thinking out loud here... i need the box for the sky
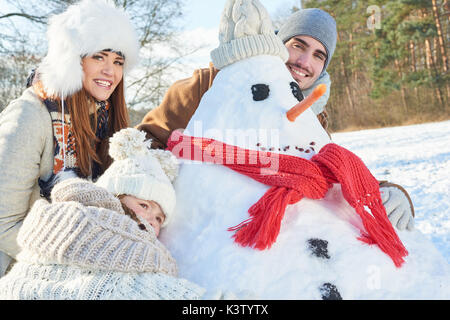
[183,0,301,29]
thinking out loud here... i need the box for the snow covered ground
[332,120,450,264]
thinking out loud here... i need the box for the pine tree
[300,0,449,131]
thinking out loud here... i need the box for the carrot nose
[286,84,327,122]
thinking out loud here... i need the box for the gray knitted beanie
[276,8,337,73]
[211,0,288,70]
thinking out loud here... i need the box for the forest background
[0,0,449,132]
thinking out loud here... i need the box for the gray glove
[380,186,414,231]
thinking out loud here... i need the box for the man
[138,8,336,149]
[278,8,336,120]
[137,8,414,231]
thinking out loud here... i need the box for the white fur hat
[38,0,140,98]
[95,128,179,227]
[210,0,288,69]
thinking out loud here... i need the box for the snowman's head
[197,0,331,159]
[199,54,331,160]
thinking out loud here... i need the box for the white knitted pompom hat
[95,128,179,227]
[210,0,288,70]
[38,0,140,99]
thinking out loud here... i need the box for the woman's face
[81,50,124,101]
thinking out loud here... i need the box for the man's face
[284,35,327,90]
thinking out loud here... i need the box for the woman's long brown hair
[65,79,129,177]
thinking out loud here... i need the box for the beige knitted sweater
[0,87,54,264]
[0,178,205,300]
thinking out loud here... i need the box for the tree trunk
[409,41,420,108]
[425,37,444,107]
[394,59,408,112]
[432,0,448,72]
[424,36,433,71]
[349,33,357,84]
[418,39,425,70]
[423,9,445,108]
[341,56,355,111]
[404,43,409,71]
[433,37,438,67]
[336,31,356,112]
[410,40,417,72]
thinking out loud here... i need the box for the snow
[332,120,450,265]
[159,52,450,299]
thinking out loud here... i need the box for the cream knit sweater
[0,179,205,300]
[0,87,54,265]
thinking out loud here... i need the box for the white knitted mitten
[380,186,414,231]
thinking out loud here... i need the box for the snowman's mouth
[255,141,317,155]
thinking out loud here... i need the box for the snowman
[160,0,450,299]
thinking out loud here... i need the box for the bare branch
[0,12,46,23]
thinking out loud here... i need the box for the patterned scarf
[33,81,110,199]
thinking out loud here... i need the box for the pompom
[150,149,179,182]
[109,128,151,161]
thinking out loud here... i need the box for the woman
[0,0,140,276]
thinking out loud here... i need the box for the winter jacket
[137,63,332,149]
[0,178,205,300]
[0,87,54,267]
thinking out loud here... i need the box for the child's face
[120,195,165,237]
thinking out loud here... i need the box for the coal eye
[251,84,270,101]
[290,82,304,102]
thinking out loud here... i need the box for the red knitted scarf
[167,130,408,268]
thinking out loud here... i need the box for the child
[0,128,208,299]
[95,127,180,240]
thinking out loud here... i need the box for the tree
[299,0,449,131]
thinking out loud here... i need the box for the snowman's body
[160,55,450,299]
